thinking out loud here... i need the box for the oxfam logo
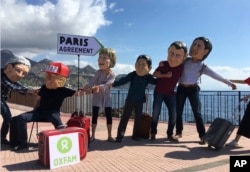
[57,137,73,153]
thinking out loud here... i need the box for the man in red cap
[12,62,79,151]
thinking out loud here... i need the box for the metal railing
[109,89,249,125]
[8,90,250,126]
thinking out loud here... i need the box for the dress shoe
[174,134,182,139]
[12,144,28,152]
[150,134,156,141]
[115,137,123,143]
[199,138,206,145]
[167,136,179,142]
[132,136,140,141]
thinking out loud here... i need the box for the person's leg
[15,111,34,150]
[165,94,177,139]
[188,86,206,144]
[1,101,12,144]
[132,102,143,141]
[91,106,99,140]
[236,101,250,138]
[48,111,63,128]
[116,101,134,142]
[228,101,250,146]
[234,135,242,142]
[150,92,164,140]
[105,107,115,142]
[227,134,242,146]
[175,86,187,137]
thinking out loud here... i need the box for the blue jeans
[1,101,12,139]
[176,85,205,138]
[151,92,176,137]
[16,109,63,145]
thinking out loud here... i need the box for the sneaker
[1,138,9,145]
[226,140,239,147]
[132,136,140,141]
[167,136,179,142]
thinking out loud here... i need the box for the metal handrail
[8,90,250,125]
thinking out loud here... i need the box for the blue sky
[1,0,250,90]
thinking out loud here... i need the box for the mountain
[1,49,150,89]
[1,49,37,68]
[1,49,97,88]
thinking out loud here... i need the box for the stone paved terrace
[1,103,249,172]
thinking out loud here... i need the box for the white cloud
[109,2,116,9]
[113,63,134,75]
[1,0,249,91]
[1,0,110,54]
[108,2,123,13]
[199,66,250,91]
[113,8,124,13]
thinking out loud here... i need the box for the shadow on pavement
[88,136,168,151]
[164,144,250,160]
[3,160,46,171]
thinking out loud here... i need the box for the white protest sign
[49,133,80,169]
[57,33,103,56]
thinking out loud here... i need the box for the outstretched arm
[230,80,246,84]
[203,66,237,90]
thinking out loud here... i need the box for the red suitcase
[67,111,91,143]
[38,127,88,168]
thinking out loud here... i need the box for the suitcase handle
[71,111,84,117]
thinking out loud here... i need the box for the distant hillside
[1,49,97,88]
[1,49,153,90]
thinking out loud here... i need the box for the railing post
[238,91,241,125]
[118,90,120,116]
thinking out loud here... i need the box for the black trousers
[116,100,143,139]
[237,101,250,138]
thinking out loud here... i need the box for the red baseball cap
[43,62,69,77]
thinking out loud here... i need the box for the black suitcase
[9,116,20,147]
[203,118,235,150]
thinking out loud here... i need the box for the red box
[38,127,88,168]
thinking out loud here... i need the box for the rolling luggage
[9,116,20,147]
[138,89,151,139]
[38,127,88,168]
[67,111,91,143]
[203,117,235,150]
[138,113,152,138]
[67,90,91,143]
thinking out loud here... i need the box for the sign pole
[77,54,80,115]
[57,33,104,116]
[77,54,80,90]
